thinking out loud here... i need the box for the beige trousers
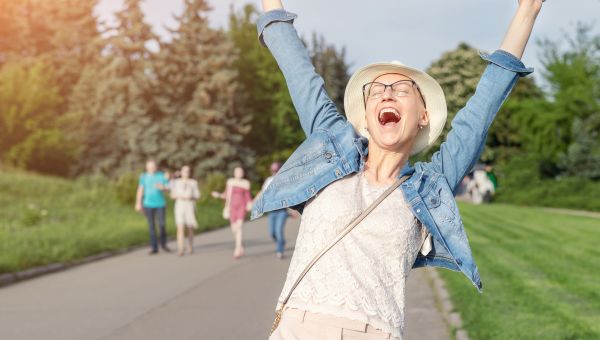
[269,308,397,340]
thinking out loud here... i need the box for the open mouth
[378,107,401,126]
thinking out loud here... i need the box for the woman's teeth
[378,108,400,125]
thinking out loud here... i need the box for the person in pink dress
[212,167,253,259]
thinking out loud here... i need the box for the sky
[96,0,600,78]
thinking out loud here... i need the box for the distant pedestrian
[468,169,495,204]
[212,167,253,259]
[170,165,200,256]
[485,164,498,192]
[135,159,171,254]
[257,162,289,259]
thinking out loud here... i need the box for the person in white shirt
[170,165,200,256]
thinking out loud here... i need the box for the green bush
[6,129,76,177]
[199,172,226,203]
[112,172,139,206]
[494,154,600,211]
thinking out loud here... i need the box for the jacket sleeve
[257,10,345,136]
[428,50,533,192]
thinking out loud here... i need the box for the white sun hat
[343,61,448,155]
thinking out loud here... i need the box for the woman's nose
[381,87,395,100]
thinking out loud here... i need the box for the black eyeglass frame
[361,80,427,109]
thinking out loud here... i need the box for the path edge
[0,224,229,289]
[423,267,470,340]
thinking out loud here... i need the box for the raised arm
[259,0,344,136]
[429,0,542,191]
[499,0,543,59]
[262,0,283,11]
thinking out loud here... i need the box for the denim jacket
[252,10,533,292]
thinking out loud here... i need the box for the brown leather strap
[280,175,411,306]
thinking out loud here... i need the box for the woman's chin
[370,135,406,151]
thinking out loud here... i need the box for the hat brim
[343,62,447,155]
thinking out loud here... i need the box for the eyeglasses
[362,80,426,108]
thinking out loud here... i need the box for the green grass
[0,171,225,274]
[439,202,600,339]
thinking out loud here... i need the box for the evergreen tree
[152,0,251,178]
[46,0,102,98]
[228,4,300,160]
[228,4,351,179]
[70,0,158,175]
[309,33,350,113]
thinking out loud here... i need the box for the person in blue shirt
[135,159,171,254]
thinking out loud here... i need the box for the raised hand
[518,0,544,12]
[499,0,545,59]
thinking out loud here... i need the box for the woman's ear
[420,109,430,127]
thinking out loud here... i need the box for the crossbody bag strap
[279,174,410,307]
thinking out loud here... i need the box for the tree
[540,24,600,179]
[45,0,102,98]
[309,33,350,113]
[228,4,351,179]
[228,4,301,160]
[0,61,74,175]
[69,0,158,175]
[151,0,251,178]
[423,43,544,164]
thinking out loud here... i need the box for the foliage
[440,203,600,339]
[493,154,600,211]
[228,4,350,182]
[0,61,75,176]
[151,0,252,180]
[510,24,600,178]
[69,0,159,175]
[309,32,351,113]
[199,171,227,204]
[6,129,76,177]
[228,4,303,160]
[113,172,139,206]
[0,0,101,101]
[559,114,600,179]
[421,43,544,164]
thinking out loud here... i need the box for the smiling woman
[254,1,544,339]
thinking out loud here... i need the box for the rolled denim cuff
[257,9,298,47]
[479,50,534,76]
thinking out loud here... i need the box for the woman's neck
[364,144,409,186]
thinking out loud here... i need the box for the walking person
[212,167,253,259]
[135,159,171,254]
[253,0,544,338]
[258,162,289,259]
[170,165,200,256]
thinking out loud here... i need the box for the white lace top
[277,172,427,339]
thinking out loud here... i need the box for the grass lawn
[439,203,600,339]
[0,171,225,274]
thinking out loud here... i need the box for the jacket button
[335,169,341,177]
[416,209,421,213]
[456,258,463,265]
[324,152,332,159]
